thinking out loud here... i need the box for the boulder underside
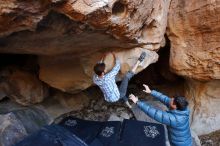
[0,0,220,136]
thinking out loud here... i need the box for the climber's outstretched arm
[105,52,121,78]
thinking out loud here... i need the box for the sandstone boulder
[185,79,220,136]
[39,55,91,93]
[167,0,220,81]
[54,91,90,111]
[0,0,169,95]
[2,0,220,137]
[0,68,48,105]
[0,0,170,55]
[167,0,220,135]
[39,47,158,93]
[0,0,59,37]
[0,103,51,146]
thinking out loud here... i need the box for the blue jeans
[119,71,135,102]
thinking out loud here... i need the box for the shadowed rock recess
[0,0,219,139]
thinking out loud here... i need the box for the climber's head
[170,96,189,111]
[94,62,106,77]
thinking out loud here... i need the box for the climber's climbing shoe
[138,52,147,62]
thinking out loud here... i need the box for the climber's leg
[131,52,147,73]
[119,52,147,108]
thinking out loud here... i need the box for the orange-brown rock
[167,0,220,135]
[0,0,53,37]
[167,0,220,81]
[39,47,158,93]
[0,0,170,93]
[0,0,220,136]
[0,0,170,55]
[0,68,48,105]
[185,79,220,135]
[39,55,92,93]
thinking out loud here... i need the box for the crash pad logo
[143,126,160,138]
[64,119,77,127]
[101,127,114,137]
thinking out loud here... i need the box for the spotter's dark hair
[174,96,189,111]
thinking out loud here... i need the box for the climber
[129,84,192,146]
[93,52,146,108]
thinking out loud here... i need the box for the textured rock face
[34,90,90,120]
[39,55,91,93]
[186,79,220,136]
[53,91,90,111]
[0,0,169,93]
[167,0,220,135]
[0,0,170,54]
[0,106,51,146]
[167,0,220,81]
[39,47,158,93]
[0,0,51,37]
[0,0,220,137]
[0,68,48,105]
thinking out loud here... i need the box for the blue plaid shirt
[93,59,121,102]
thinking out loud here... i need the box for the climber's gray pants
[119,71,135,102]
